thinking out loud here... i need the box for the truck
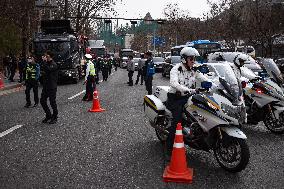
[87,39,106,58]
[33,20,81,83]
[119,48,134,68]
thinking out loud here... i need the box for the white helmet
[180,47,200,63]
[85,54,92,59]
[234,54,248,67]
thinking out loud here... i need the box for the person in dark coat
[143,51,155,95]
[9,54,17,82]
[18,55,27,83]
[101,57,109,81]
[40,51,59,124]
[24,56,40,107]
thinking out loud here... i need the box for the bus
[171,40,222,63]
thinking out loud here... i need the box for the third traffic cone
[0,72,4,89]
[88,90,105,112]
[163,123,193,183]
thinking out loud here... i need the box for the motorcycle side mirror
[201,81,212,90]
[198,65,210,74]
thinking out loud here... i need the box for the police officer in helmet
[82,54,96,101]
[166,47,200,159]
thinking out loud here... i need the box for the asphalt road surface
[0,68,283,189]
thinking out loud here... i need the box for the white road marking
[68,90,86,100]
[99,80,103,83]
[0,125,23,138]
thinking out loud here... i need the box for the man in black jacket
[40,51,59,124]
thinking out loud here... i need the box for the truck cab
[33,20,81,83]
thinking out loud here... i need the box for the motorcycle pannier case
[144,95,165,123]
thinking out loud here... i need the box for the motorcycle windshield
[211,64,241,104]
[261,58,284,84]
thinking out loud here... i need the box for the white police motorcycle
[144,66,250,173]
[241,59,284,134]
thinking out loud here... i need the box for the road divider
[0,125,23,138]
[68,90,86,100]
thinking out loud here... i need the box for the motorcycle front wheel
[263,111,284,134]
[214,136,250,173]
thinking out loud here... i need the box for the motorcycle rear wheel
[263,112,284,134]
[214,136,250,173]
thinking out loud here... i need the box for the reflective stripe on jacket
[26,63,40,80]
[85,61,96,80]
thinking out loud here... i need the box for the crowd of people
[1,49,158,124]
[126,51,155,95]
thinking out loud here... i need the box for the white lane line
[68,90,86,100]
[0,125,23,138]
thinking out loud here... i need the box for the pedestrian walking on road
[24,56,40,108]
[135,54,145,85]
[3,55,10,79]
[93,56,100,84]
[8,54,17,82]
[40,51,59,124]
[18,55,27,83]
[107,55,113,75]
[143,51,155,94]
[127,55,135,86]
[113,57,118,71]
[101,57,109,81]
[82,54,96,101]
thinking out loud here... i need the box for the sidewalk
[0,72,24,91]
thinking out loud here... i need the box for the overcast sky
[114,0,211,20]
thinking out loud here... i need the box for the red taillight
[241,81,247,88]
[256,88,263,94]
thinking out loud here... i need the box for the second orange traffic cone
[163,123,193,183]
[88,90,105,112]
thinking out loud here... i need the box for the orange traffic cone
[88,90,105,112]
[0,72,5,89]
[163,123,193,183]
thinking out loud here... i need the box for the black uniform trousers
[25,80,39,105]
[166,93,188,151]
[102,68,108,81]
[128,71,134,86]
[40,88,58,119]
[145,76,153,95]
[83,75,96,100]
[135,69,144,84]
[108,64,112,75]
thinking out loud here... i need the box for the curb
[0,83,24,91]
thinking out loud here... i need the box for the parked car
[275,58,284,73]
[153,57,166,72]
[207,52,263,75]
[162,56,181,77]
[120,57,128,68]
[133,58,141,70]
